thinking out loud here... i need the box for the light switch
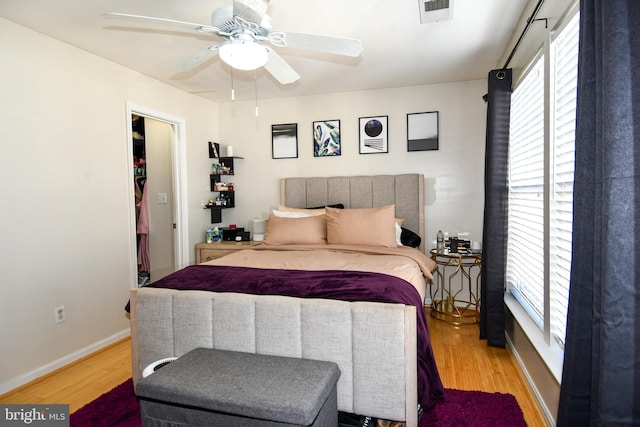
[157,193,168,204]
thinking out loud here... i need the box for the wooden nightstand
[195,241,260,263]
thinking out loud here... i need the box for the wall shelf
[205,149,243,223]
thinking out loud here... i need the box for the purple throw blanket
[132,265,445,411]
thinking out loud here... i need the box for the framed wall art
[313,119,341,157]
[208,141,220,158]
[359,115,388,154]
[271,123,298,159]
[407,111,439,151]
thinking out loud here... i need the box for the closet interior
[133,115,150,286]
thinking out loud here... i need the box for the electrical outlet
[55,305,66,324]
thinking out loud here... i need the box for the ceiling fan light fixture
[219,39,269,71]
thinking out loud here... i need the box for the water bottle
[436,230,444,252]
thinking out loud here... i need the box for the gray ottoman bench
[135,348,341,427]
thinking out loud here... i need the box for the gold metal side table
[429,249,482,325]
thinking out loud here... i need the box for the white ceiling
[0,0,528,103]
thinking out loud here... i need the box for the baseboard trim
[506,333,556,426]
[0,329,130,396]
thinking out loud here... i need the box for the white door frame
[125,102,189,288]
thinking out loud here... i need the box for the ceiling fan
[105,0,363,85]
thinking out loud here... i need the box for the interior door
[144,118,175,282]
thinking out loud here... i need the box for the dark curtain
[557,1,640,425]
[480,69,512,348]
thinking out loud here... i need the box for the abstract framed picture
[271,123,298,159]
[359,116,388,154]
[407,111,439,151]
[313,119,341,157]
[208,141,220,158]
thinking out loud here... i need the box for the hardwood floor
[0,338,132,414]
[0,312,546,426]
[425,309,546,426]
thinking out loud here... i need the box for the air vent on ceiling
[419,0,453,24]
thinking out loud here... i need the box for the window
[507,56,545,329]
[549,12,579,347]
[507,11,579,362]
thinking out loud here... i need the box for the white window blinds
[507,57,545,328]
[507,12,579,348]
[549,13,579,347]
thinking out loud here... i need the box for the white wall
[214,80,488,249]
[0,18,217,392]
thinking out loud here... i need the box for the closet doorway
[127,103,189,288]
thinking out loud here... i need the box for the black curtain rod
[502,0,545,70]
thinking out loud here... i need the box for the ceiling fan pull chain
[254,70,259,116]
[230,67,235,101]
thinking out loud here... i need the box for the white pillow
[395,222,404,246]
[271,209,315,218]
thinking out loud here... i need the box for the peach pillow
[325,205,397,247]
[262,214,327,245]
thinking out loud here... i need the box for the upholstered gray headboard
[280,174,425,251]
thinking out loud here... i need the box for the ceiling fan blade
[280,32,363,57]
[104,12,221,34]
[232,0,270,24]
[263,49,300,85]
[171,44,221,74]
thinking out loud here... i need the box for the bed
[129,174,444,426]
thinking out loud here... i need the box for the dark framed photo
[313,120,341,157]
[407,111,439,151]
[359,116,388,154]
[271,123,298,159]
[208,141,220,158]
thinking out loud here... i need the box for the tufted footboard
[129,287,418,426]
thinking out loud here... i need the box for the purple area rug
[71,379,140,427]
[421,389,526,427]
[71,379,526,427]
